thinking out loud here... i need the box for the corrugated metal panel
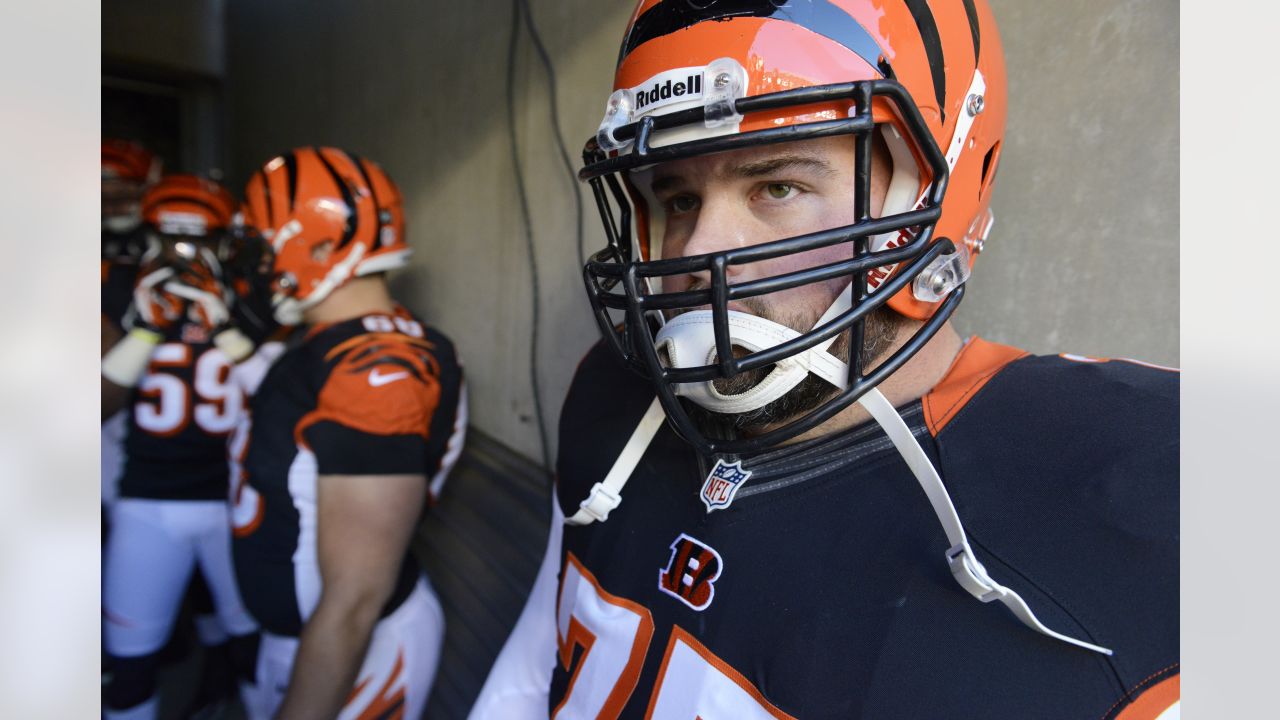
[414,428,551,719]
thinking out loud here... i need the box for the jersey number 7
[555,552,795,719]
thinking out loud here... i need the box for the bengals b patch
[658,533,723,611]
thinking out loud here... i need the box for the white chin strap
[653,285,854,414]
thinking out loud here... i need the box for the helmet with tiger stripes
[579,0,1007,454]
[102,138,162,235]
[102,138,161,185]
[242,147,401,325]
[141,174,236,238]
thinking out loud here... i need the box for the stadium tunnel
[102,0,1177,717]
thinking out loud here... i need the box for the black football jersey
[118,318,242,502]
[551,337,1178,719]
[109,254,284,501]
[231,310,465,637]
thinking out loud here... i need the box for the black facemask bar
[579,79,963,456]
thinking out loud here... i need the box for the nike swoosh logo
[368,368,411,387]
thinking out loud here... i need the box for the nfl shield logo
[699,459,752,513]
[181,323,210,344]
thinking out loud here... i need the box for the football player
[102,139,160,505]
[472,1,1178,718]
[231,147,466,720]
[100,174,261,720]
[102,138,160,264]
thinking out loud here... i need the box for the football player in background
[102,139,160,505]
[472,1,1178,718]
[100,174,262,720]
[231,147,466,719]
[101,138,160,265]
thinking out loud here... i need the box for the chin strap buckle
[945,541,1114,655]
[946,542,1005,603]
[576,482,623,524]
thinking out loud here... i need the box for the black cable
[507,0,553,470]
[519,0,586,269]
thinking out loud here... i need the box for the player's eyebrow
[729,154,835,179]
[648,154,835,196]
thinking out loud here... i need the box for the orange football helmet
[102,139,160,185]
[242,147,383,325]
[102,138,162,235]
[579,0,1007,453]
[141,174,236,238]
[134,175,238,333]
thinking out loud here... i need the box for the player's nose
[678,197,750,287]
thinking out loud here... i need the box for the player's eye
[765,182,796,200]
[667,194,700,215]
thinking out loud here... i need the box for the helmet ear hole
[979,141,1001,201]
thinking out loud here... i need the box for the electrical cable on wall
[519,0,587,269]
[507,0,553,470]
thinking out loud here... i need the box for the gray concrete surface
[961,0,1178,365]
[224,0,1178,464]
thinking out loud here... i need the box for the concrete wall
[225,0,1178,464]
[959,0,1178,365]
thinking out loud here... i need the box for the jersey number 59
[135,343,242,436]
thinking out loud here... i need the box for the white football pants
[103,498,258,657]
[101,412,127,507]
[250,576,445,720]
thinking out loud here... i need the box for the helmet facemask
[581,78,964,456]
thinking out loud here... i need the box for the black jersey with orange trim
[119,317,241,501]
[110,257,284,501]
[551,337,1178,719]
[231,310,464,637]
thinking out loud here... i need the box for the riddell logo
[635,73,703,111]
[658,533,723,612]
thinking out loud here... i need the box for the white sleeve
[467,495,564,720]
[228,340,285,396]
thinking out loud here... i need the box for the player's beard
[670,288,905,441]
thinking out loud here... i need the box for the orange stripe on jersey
[294,332,442,446]
[346,676,371,706]
[323,332,435,362]
[1111,669,1179,720]
[922,336,1027,436]
[643,625,797,720]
